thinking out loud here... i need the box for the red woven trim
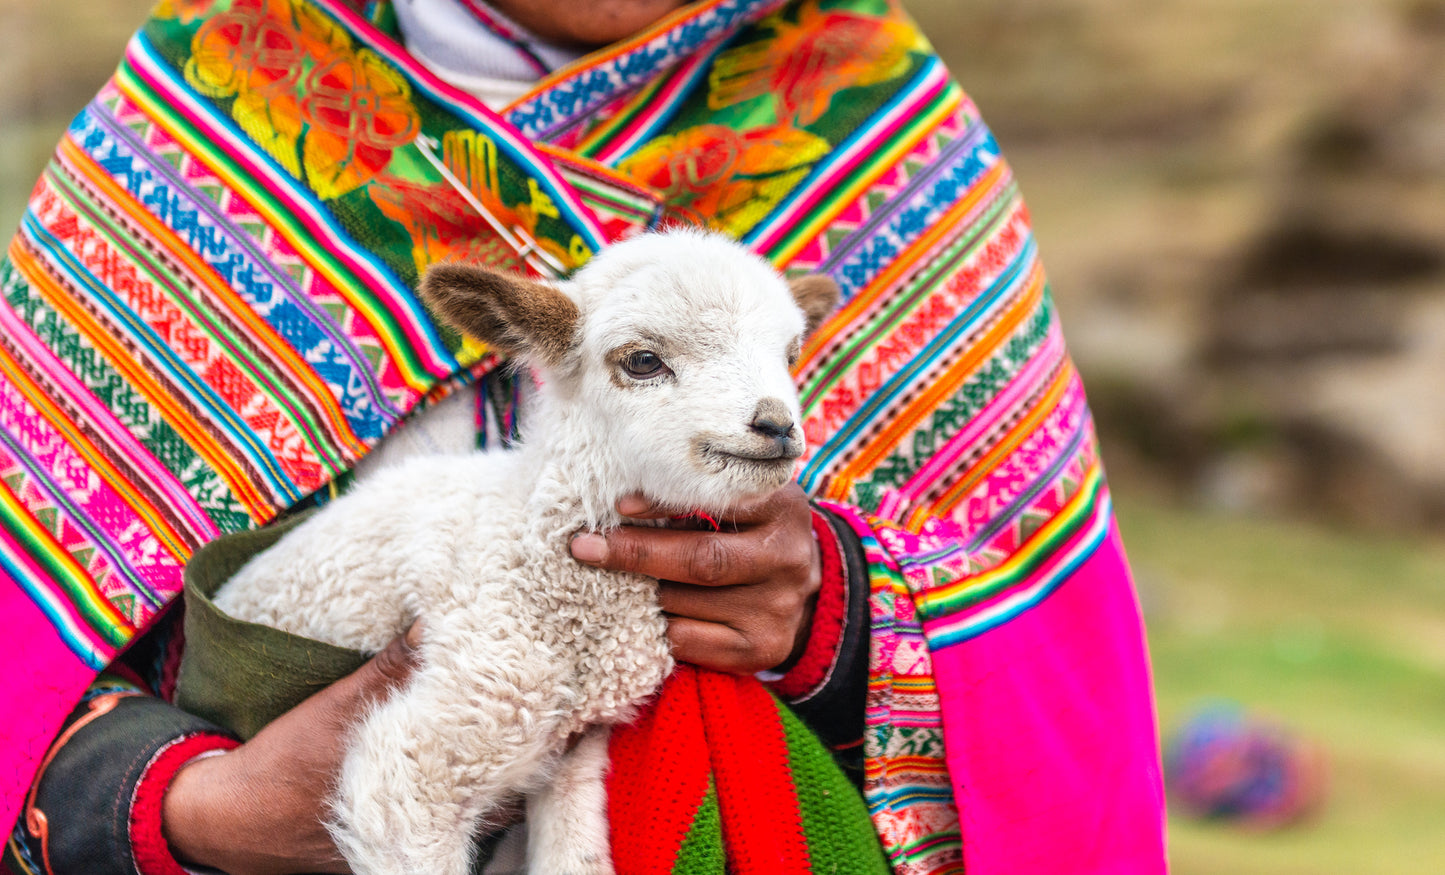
[129,734,240,875]
[767,509,847,700]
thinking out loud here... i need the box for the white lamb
[209,229,840,875]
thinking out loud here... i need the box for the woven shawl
[0,0,1166,871]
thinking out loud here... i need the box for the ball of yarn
[1164,703,1327,827]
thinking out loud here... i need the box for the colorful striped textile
[608,665,890,874]
[0,0,1166,870]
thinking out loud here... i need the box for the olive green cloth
[176,510,370,740]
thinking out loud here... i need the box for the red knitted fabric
[610,667,815,874]
[129,733,239,875]
[609,668,715,872]
[699,671,810,873]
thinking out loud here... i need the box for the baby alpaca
[210,229,840,875]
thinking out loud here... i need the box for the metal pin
[412,134,567,278]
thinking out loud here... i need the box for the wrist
[765,508,846,697]
[159,744,241,872]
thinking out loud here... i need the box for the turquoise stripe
[0,544,108,669]
[927,495,1111,650]
[128,34,455,380]
[742,56,948,249]
[20,210,302,505]
[0,404,162,607]
[306,0,609,252]
[798,237,1039,491]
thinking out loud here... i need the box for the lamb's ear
[420,262,579,366]
[787,274,842,336]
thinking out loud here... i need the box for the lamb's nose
[749,398,795,441]
[751,416,793,440]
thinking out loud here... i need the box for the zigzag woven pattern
[0,0,1164,869]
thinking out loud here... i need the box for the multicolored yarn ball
[1164,703,1328,828]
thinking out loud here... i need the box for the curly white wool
[211,229,838,875]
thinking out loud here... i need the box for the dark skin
[486,0,692,48]
[162,485,821,874]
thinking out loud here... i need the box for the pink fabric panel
[0,583,100,831]
[931,526,1167,873]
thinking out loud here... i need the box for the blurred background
[2,0,1443,870]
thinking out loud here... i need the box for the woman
[1,1,1167,872]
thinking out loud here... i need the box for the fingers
[578,484,822,674]
[365,620,424,693]
[665,617,764,674]
[574,526,774,585]
[660,579,815,674]
[299,623,423,737]
[658,579,810,628]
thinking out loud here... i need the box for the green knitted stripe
[671,777,725,875]
[777,701,892,874]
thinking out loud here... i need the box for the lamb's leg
[526,727,614,875]
[329,650,564,875]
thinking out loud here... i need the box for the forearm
[5,672,236,875]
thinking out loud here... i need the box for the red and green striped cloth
[609,665,889,875]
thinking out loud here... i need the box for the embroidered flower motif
[183,0,418,199]
[619,124,830,235]
[301,48,419,199]
[155,0,222,25]
[708,0,920,127]
[371,131,573,287]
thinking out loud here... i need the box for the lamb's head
[420,229,840,515]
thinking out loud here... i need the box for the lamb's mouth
[700,443,801,469]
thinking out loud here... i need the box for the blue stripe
[742,56,949,253]
[826,131,1000,301]
[304,1,610,251]
[0,408,161,608]
[78,102,399,437]
[964,382,1087,553]
[21,210,302,505]
[0,548,107,669]
[927,495,1110,649]
[129,33,456,376]
[597,43,725,163]
[817,120,994,279]
[798,236,1038,492]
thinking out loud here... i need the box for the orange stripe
[10,239,273,520]
[0,300,191,565]
[56,136,369,462]
[825,264,1045,500]
[865,757,952,775]
[770,85,964,271]
[0,435,132,634]
[798,161,1014,369]
[915,360,1075,527]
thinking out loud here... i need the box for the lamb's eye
[622,350,666,379]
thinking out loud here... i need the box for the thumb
[339,621,423,708]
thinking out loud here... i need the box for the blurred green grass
[1119,495,1445,874]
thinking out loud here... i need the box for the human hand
[569,484,822,674]
[161,624,423,875]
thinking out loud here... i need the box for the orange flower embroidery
[372,130,571,281]
[619,124,830,235]
[184,0,418,199]
[301,47,419,199]
[709,0,920,127]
